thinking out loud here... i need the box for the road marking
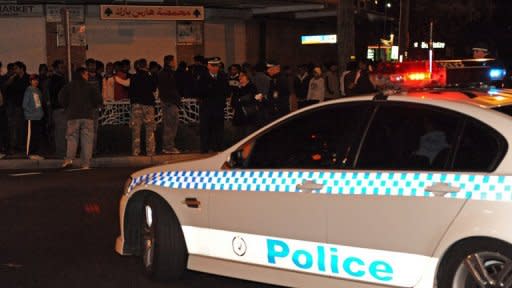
[8,172,42,177]
[65,168,92,172]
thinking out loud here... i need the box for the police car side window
[356,103,460,171]
[245,103,372,169]
[452,120,506,172]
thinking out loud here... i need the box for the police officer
[266,60,290,120]
[196,57,229,153]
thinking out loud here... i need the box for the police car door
[323,101,473,287]
[207,101,374,285]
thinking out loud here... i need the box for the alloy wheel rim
[452,251,512,288]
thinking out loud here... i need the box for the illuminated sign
[100,5,204,21]
[0,4,43,17]
[413,42,446,49]
[301,34,337,45]
[367,49,375,60]
[391,46,399,60]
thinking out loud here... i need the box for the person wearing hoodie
[23,74,45,160]
[158,55,181,154]
[59,67,103,169]
[129,59,157,156]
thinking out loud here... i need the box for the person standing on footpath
[129,59,157,156]
[307,67,326,104]
[158,55,181,154]
[59,67,102,169]
[266,60,290,120]
[0,62,8,158]
[86,58,102,154]
[48,60,67,157]
[114,61,130,101]
[23,74,44,160]
[196,57,229,153]
[4,61,30,154]
[102,62,115,103]
[325,63,340,100]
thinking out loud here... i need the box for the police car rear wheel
[437,239,512,288]
[141,195,188,281]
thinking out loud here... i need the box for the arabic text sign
[100,5,204,21]
[0,5,43,17]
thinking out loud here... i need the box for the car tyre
[437,238,512,288]
[141,195,187,281]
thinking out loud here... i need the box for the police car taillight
[406,72,431,81]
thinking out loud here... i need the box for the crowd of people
[0,55,377,166]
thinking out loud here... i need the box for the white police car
[116,89,512,288]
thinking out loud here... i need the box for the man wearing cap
[472,44,489,59]
[196,57,229,153]
[266,60,291,119]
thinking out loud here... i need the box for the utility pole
[337,0,355,71]
[398,0,410,60]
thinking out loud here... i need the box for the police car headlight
[123,177,133,195]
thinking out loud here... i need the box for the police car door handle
[425,182,461,197]
[296,180,324,193]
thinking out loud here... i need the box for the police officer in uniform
[266,60,291,120]
[196,57,229,153]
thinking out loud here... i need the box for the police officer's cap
[472,42,489,52]
[266,60,280,68]
[207,57,222,65]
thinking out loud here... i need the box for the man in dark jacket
[196,57,229,153]
[129,59,157,156]
[266,60,290,120]
[294,64,311,101]
[4,61,30,153]
[158,55,181,154]
[48,59,67,157]
[0,62,8,157]
[59,67,102,169]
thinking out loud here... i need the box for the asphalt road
[0,168,279,288]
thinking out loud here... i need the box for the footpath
[0,153,210,170]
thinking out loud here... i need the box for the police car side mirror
[228,150,244,168]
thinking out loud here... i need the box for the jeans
[162,102,179,151]
[52,109,67,158]
[66,119,94,167]
[92,108,99,154]
[130,104,156,156]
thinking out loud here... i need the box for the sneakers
[162,148,181,155]
[61,159,73,168]
[0,153,5,160]
[29,155,45,161]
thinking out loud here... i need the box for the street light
[384,2,391,40]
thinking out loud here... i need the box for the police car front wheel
[141,195,188,281]
[437,238,512,288]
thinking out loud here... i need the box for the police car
[116,88,512,288]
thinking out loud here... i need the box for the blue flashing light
[489,68,506,81]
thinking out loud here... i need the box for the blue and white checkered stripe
[129,170,512,201]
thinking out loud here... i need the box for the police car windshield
[493,105,512,117]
